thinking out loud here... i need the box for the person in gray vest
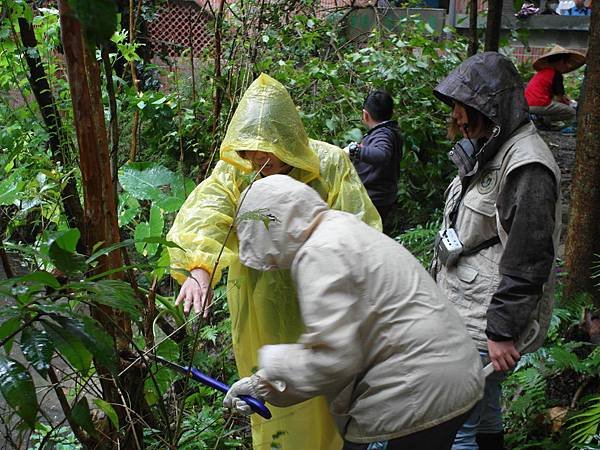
[430,52,561,450]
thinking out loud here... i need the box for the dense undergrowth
[0,0,598,448]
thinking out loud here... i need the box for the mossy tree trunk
[564,4,600,306]
[57,1,144,447]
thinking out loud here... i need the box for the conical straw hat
[533,45,586,72]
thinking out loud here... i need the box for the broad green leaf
[51,228,81,253]
[144,366,175,406]
[145,205,164,257]
[42,320,92,373]
[85,280,142,320]
[94,398,119,429]
[149,205,164,238]
[15,271,60,289]
[154,195,183,213]
[0,317,21,353]
[134,222,150,255]
[48,229,86,276]
[152,248,170,282]
[71,397,97,437]
[119,162,177,201]
[48,245,87,276]
[0,178,25,205]
[156,337,179,361]
[51,315,117,373]
[343,127,363,143]
[20,326,53,379]
[69,0,118,45]
[118,194,140,226]
[0,355,38,427]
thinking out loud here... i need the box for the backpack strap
[461,235,501,257]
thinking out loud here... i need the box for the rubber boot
[476,432,504,450]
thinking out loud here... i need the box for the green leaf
[156,337,179,361]
[20,326,54,379]
[144,205,165,257]
[85,280,142,320]
[0,355,38,427]
[51,315,117,373]
[134,221,150,255]
[118,194,140,226]
[16,271,60,289]
[69,0,118,45]
[41,319,92,373]
[71,397,97,437]
[141,237,184,250]
[94,398,119,429]
[152,248,170,282]
[144,366,175,406]
[86,239,134,264]
[0,178,25,205]
[51,228,81,253]
[48,229,87,276]
[119,162,177,201]
[0,317,21,352]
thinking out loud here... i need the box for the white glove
[223,376,261,416]
[342,145,350,154]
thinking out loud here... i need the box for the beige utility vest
[437,123,561,352]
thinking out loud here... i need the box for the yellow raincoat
[167,74,381,450]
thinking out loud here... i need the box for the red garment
[525,68,555,107]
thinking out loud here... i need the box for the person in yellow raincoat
[167,73,381,450]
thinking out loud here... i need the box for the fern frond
[569,396,600,445]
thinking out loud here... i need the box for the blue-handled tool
[151,355,272,419]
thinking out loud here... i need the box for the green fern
[236,208,281,230]
[395,220,440,267]
[569,396,600,445]
[591,254,600,286]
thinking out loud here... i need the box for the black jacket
[352,121,403,208]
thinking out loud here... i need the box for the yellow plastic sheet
[167,74,381,449]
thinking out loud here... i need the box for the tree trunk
[17,17,85,239]
[468,0,479,56]
[57,2,142,448]
[484,0,503,52]
[564,3,600,305]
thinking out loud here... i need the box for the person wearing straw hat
[525,45,586,129]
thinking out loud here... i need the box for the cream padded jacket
[236,175,484,444]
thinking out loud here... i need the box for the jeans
[451,354,506,450]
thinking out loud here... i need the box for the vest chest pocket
[450,262,496,310]
[458,194,498,250]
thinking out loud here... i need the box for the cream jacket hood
[236,175,484,443]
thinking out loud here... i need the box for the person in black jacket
[346,90,403,234]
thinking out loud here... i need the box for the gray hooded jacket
[432,53,560,349]
[236,175,484,443]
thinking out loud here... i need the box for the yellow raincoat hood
[220,74,320,183]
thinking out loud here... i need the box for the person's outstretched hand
[487,339,520,372]
[175,268,214,317]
